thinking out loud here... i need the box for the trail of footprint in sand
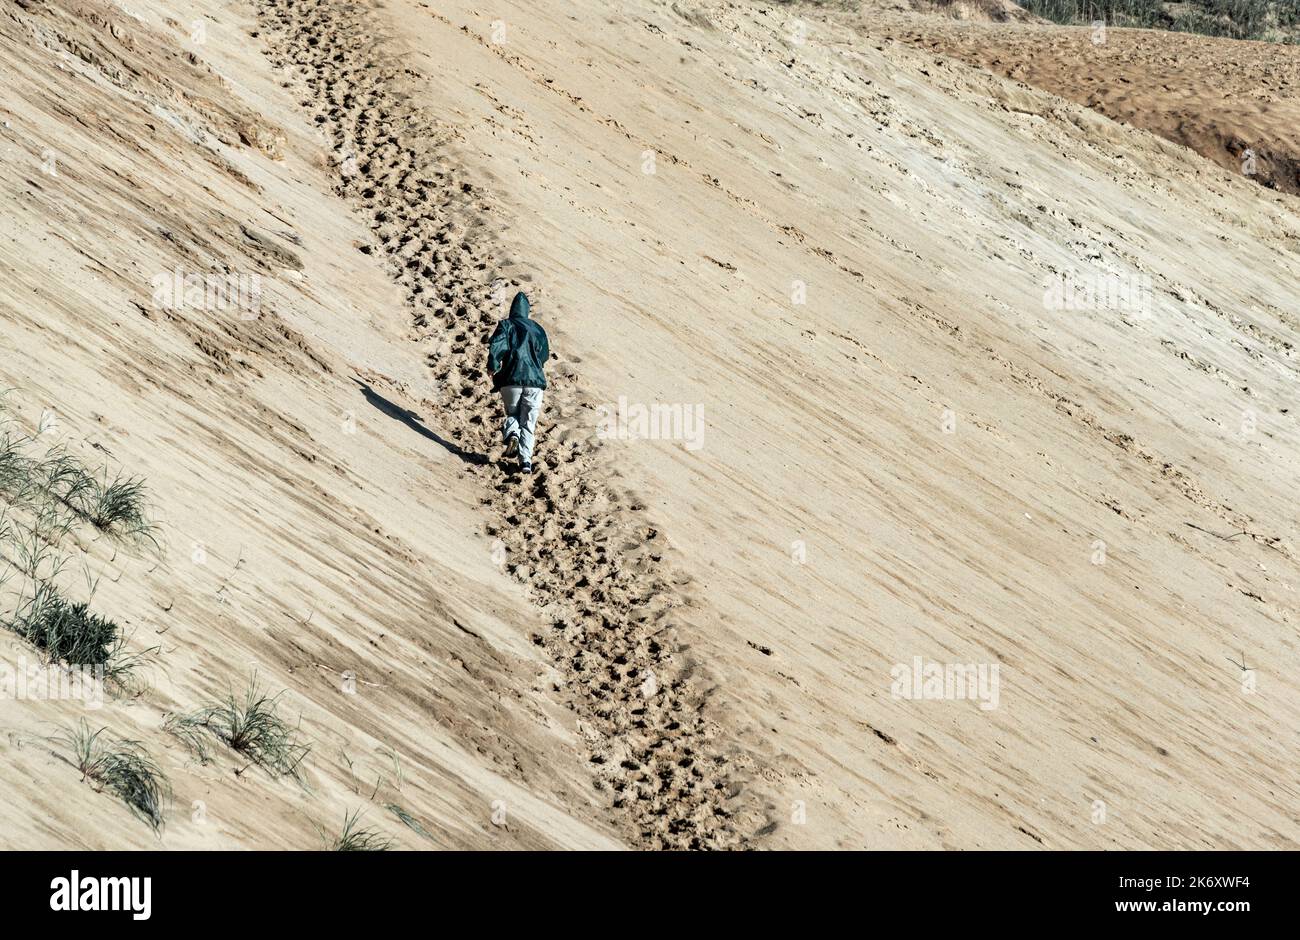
[251,0,760,849]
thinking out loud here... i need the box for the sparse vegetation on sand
[58,720,169,831]
[0,401,159,548]
[0,404,155,691]
[9,578,148,688]
[77,472,159,545]
[165,678,310,779]
[386,803,436,843]
[324,810,392,851]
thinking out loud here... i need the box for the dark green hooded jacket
[488,292,549,390]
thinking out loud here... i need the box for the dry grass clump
[325,810,392,851]
[58,720,170,831]
[165,677,310,779]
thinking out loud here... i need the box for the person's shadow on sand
[354,379,488,466]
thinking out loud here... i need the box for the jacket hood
[509,291,531,320]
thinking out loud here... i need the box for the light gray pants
[499,386,544,463]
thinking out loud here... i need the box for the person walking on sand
[488,290,549,473]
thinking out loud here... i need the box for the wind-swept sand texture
[1,0,1298,849]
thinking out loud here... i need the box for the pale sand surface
[0,0,1296,848]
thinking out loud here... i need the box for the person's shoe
[502,435,519,459]
[520,462,533,474]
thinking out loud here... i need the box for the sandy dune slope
[875,14,1300,193]
[356,0,1300,848]
[1,0,619,850]
[1,0,1298,850]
